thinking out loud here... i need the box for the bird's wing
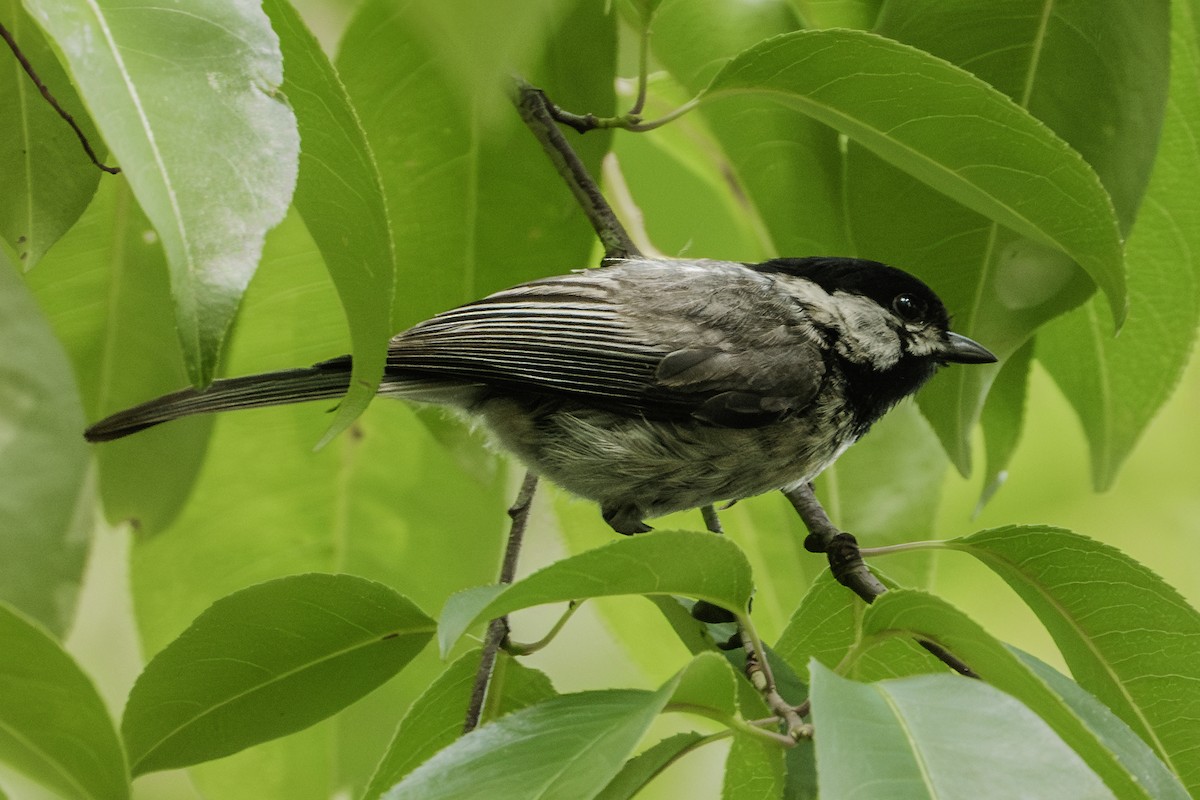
[388,264,827,426]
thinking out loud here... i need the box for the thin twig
[463,471,539,734]
[0,20,119,174]
[782,483,979,679]
[511,78,639,261]
[739,616,807,739]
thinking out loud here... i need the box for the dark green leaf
[774,571,944,685]
[948,526,1200,794]
[382,688,671,800]
[703,29,1125,324]
[122,574,434,775]
[0,602,128,800]
[27,180,209,536]
[1037,0,1200,490]
[439,531,754,656]
[0,0,101,267]
[363,649,556,800]
[867,1,1168,472]
[858,590,1154,799]
[809,662,1113,798]
[262,0,394,445]
[25,0,299,385]
[337,0,615,328]
[723,730,784,800]
[1015,650,1189,800]
[652,0,846,258]
[0,252,90,633]
[790,0,882,29]
[594,732,708,800]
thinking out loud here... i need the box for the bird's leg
[700,504,724,534]
[782,483,979,678]
[783,482,886,602]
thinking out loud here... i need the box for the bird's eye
[892,293,927,322]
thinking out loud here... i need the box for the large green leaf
[337,0,615,327]
[0,0,101,268]
[651,0,844,257]
[383,653,739,800]
[1037,0,1200,489]
[1016,651,1188,800]
[27,179,210,536]
[362,649,557,800]
[868,1,1169,474]
[947,526,1200,795]
[702,29,1124,326]
[809,662,1113,799]
[855,590,1155,799]
[127,174,507,800]
[383,689,667,800]
[438,531,755,656]
[262,0,394,446]
[122,574,434,775]
[24,0,299,385]
[0,251,90,634]
[773,571,943,685]
[0,602,128,800]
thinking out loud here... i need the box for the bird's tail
[84,358,354,442]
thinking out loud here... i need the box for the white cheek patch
[831,293,902,368]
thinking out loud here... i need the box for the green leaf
[723,730,784,800]
[857,590,1155,799]
[438,531,754,656]
[338,0,615,328]
[1037,0,1200,489]
[947,526,1200,794]
[383,654,736,800]
[809,662,1113,799]
[24,0,299,385]
[382,688,671,800]
[0,0,101,268]
[703,29,1125,324]
[363,649,556,800]
[0,602,128,800]
[1015,651,1189,800]
[790,0,882,29]
[28,179,210,536]
[262,0,394,446]
[127,209,510,799]
[122,574,434,775]
[865,2,1169,472]
[594,732,708,800]
[652,0,848,258]
[773,571,942,685]
[875,0,1168,234]
[0,251,90,634]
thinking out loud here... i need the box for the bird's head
[755,257,997,429]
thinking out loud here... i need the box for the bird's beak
[941,332,998,364]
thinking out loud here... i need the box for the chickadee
[86,257,996,533]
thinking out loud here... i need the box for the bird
[85,256,997,534]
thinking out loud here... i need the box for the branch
[782,483,979,679]
[511,78,639,261]
[463,471,539,733]
[0,20,119,175]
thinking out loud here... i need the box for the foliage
[1,1,1198,798]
